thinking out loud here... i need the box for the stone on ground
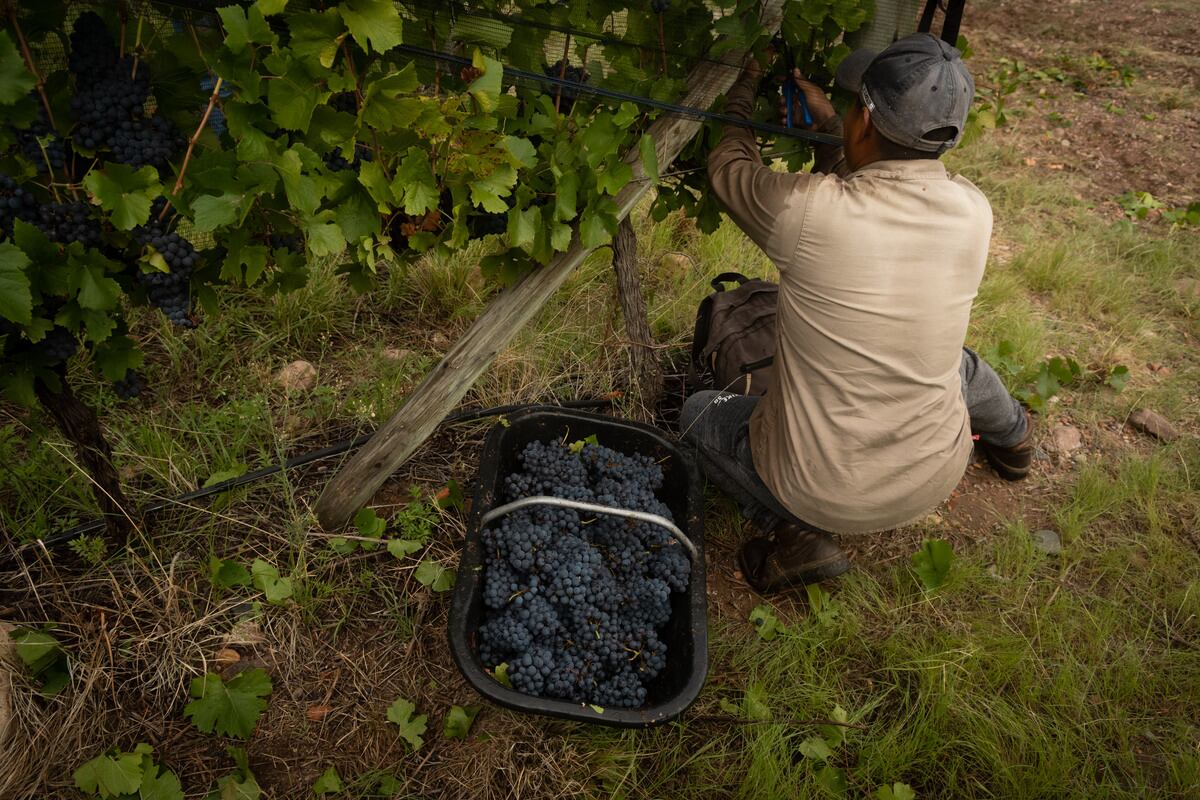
[1032,529,1063,556]
[1049,425,1083,454]
[274,360,317,391]
[1127,409,1179,442]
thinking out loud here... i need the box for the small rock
[226,620,266,647]
[1127,409,1179,442]
[383,348,411,362]
[214,648,241,669]
[275,360,317,392]
[1050,425,1083,454]
[1032,529,1062,555]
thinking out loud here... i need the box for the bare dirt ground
[969,0,1200,209]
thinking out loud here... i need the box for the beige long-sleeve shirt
[707,75,992,534]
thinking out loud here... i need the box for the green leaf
[911,539,953,591]
[414,559,455,592]
[815,765,848,797]
[798,736,834,762]
[442,704,480,740]
[311,766,342,795]
[139,763,185,800]
[749,604,785,641]
[386,538,423,558]
[507,204,538,250]
[1033,363,1060,402]
[274,147,323,216]
[1105,364,1130,392]
[596,160,634,196]
[302,215,346,258]
[184,669,273,739]
[876,783,917,800]
[0,242,33,325]
[468,50,503,113]
[204,464,248,488]
[287,10,346,69]
[639,134,659,183]
[554,172,578,222]
[820,705,849,747]
[503,136,537,168]
[218,5,275,53]
[392,148,439,216]
[251,558,295,604]
[12,629,63,675]
[341,0,403,53]
[469,163,517,213]
[267,58,325,131]
[74,750,144,798]
[255,0,289,15]
[492,662,512,689]
[579,205,617,249]
[191,193,244,232]
[0,32,36,105]
[209,557,252,590]
[83,164,162,230]
[386,697,427,751]
[72,254,123,311]
[93,335,144,382]
[353,507,387,539]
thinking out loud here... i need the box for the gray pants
[679,347,1027,534]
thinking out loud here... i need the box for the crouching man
[683,34,1031,592]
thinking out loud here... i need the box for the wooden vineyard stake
[611,216,662,422]
[314,1,788,529]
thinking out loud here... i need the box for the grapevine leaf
[391,148,438,216]
[596,159,634,196]
[820,705,849,747]
[218,5,276,53]
[255,0,289,15]
[184,669,272,739]
[443,705,481,740]
[72,255,123,311]
[139,763,185,800]
[12,629,63,675]
[302,214,346,257]
[468,50,503,113]
[555,172,578,222]
[911,539,953,591]
[335,190,381,242]
[287,10,346,69]
[361,68,421,131]
[209,557,252,590]
[386,697,427,751]
[192,194,244,232]
[579,199,619,249]
[0,368,37,406]
[507,204,538,250]
[267,57,325,131]
[468,163,517,213]
[503,135,537,168]
[0,242,33,325]
[639,134,659,183]
[251,558,294,604]
[0,32,36,105]
[274,147,322,216]
[93,335,144,382]
[492,662,512,689]
[312,766,343,795]
[549,219,572,252]
[749,604,784,641]
[80,309,117,344]
[82,164,161,230]
[358,161,396,210]
[341,0,403,54]
[221,239,270,287]
[73,750,144,798]
[414,559,455,592]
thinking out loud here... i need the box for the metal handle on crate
[479,495,699,561]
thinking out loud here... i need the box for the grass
[4,41,1200,800]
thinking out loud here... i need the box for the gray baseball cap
[835,32,974,153]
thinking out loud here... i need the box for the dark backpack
[691,272,777,396]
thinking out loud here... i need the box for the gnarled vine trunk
[34,376,131,541]
[611,216,663,422]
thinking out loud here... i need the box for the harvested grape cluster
[478,439,690,709]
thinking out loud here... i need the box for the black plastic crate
[448,406,708,727]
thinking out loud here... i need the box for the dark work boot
[737,523,850,593]
[977,409,1034,481]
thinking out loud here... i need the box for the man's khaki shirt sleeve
[707,74,847,269]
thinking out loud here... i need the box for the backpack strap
[919,0,967,45]
[710,272,750,292]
